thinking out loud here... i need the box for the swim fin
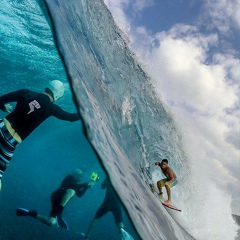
[56,215,69,230]
[121,228,134,240]
[79,233,89,239]
[16,208,37,218]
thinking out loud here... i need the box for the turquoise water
[0,0,237,240]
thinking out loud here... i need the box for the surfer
[16,169,98,230]
[0,80,80,192]
[155,159,178,205]
[82,177,128,239]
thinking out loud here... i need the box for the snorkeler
[0,80,80,192]
[16,169,99,230]
[155,159,178,204]
[82,177,134,240]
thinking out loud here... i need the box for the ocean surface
[0,0,238,240]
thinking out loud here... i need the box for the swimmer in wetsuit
[16,169,96,229]
[0,80,80,191]
[83,177,125,239]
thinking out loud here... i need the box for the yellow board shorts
[159,178,178,188]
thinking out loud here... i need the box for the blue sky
[126,1,203,33]
[104,0,240,238]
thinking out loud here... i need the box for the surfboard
[162,201,181,212]
[147,180,182,212]
[155,192,182,212]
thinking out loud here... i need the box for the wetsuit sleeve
[52,105,80,122]
[75,183,89,197]
[0,89,26,112]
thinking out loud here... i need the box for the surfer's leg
[49,191,69,229]
[157,181,163,196]
[165,184,171,204]
[164,180,178,204]
[84,204,107,238]
[60,189,76,206]
[16,208,57,227]
[84,217,98,239]
[36,215,57,227]
[157,178,167,197]
[112,206,124,232]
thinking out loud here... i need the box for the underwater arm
[0,90,25,112]
[75,183,91,197]
[52,105,81,122]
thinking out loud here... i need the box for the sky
[103,0,240,215]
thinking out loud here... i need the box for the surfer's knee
[60,189,76,206]
[65,189,75,197]
[47,217,57,227]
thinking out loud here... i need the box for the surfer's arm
[52,105,81,122]
[155,162,162,168]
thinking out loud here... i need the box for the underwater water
[0,0,238,240]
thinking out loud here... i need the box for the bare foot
[158,194,164,199]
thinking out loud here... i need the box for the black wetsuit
[0,89,80,178]
[50,174,89,217]
[95,179,122,224]
[0,89,80,140]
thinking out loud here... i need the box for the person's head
[161,159,168,169]
[45,80,64,102]
[72,169,83,182]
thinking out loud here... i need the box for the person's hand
[4,104,12,113]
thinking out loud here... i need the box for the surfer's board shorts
[0,119,19,179]
[159,178,178,188]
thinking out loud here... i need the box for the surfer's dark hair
[162,159,168,164]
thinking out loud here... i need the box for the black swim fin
[16,208,37,218]
[56,215,69,230]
